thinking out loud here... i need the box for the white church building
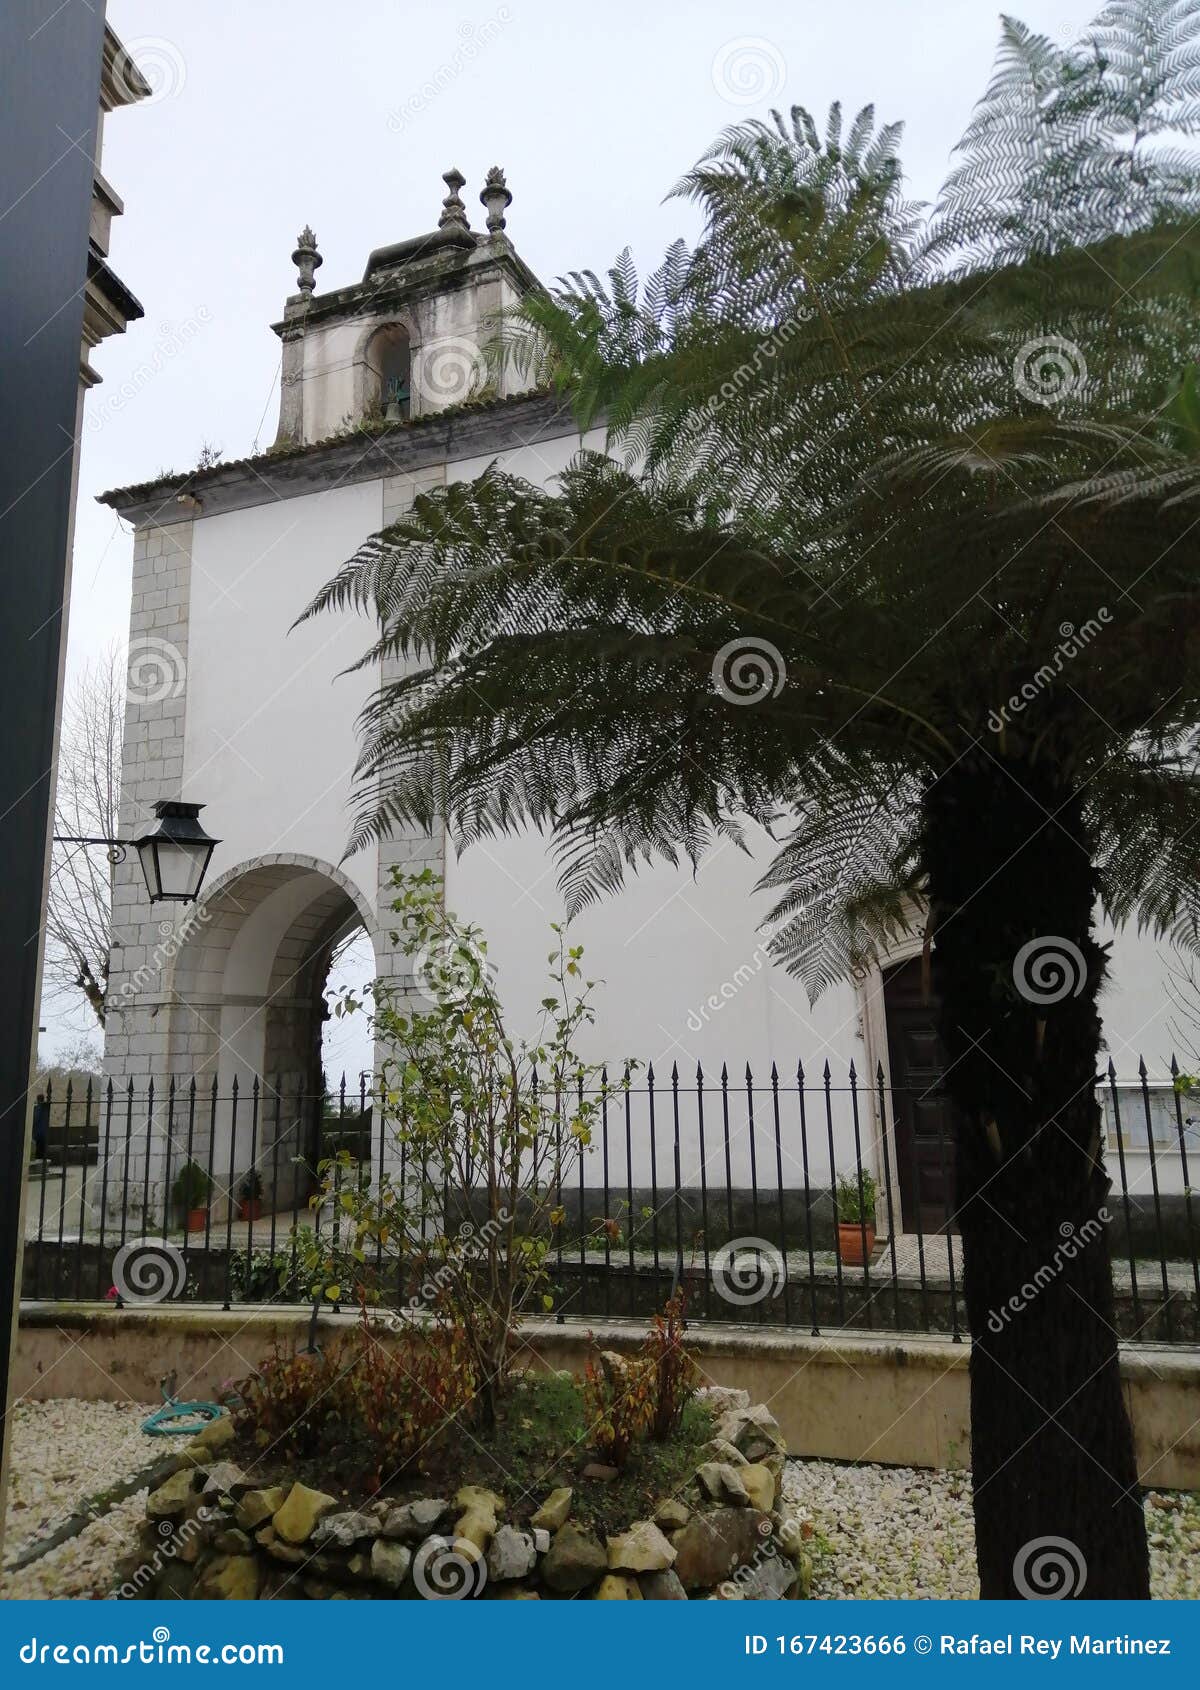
[96,168,1193,1251]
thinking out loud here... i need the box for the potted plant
[237,1168,264,1222]
[172,1161,211,1234]
[835,1171,877,1265]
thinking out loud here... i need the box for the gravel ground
[782,1459,1200,1600]
[1,1402,1197,1599]
[0,1401,155,1601]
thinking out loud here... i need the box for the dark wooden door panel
[884,956,962,1235]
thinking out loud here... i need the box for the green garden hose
[140,1390,225,1438]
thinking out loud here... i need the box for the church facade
[97,169,1188,1235]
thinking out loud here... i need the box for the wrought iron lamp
[55,799,219,905]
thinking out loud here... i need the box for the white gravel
[1,1400,155,1600]
[782,1459,1200,1600]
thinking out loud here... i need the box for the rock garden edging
[115,1389,814,1602]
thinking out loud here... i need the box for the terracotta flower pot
[836,1220,876,1265]
[238,1198,263,1222]
[186,1206,208,1234]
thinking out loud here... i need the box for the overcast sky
[52,0,1104,1060]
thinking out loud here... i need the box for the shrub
[237,1345,329,1461]
[236,1321,476,1486]
[171,1160,210,1213]
[835,1170,877,1225]
[227,1247,307,1303]
[581,1346,654,1468]
[640,1288,697,1441]
[339,1323,476,1484]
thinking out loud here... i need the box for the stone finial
[438,167,470,233]
[480,166,512,234]
[291,226,323,299]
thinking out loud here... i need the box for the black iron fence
[21,1060,1200,1343]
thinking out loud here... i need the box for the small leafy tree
[301,870,608,1428]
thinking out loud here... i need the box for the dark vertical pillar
[0,0,108,1543]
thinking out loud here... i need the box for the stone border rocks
[115,1397,813,1602]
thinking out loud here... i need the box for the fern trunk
[922,751,1149,1601]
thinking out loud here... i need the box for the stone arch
[164,853,379,1090]
[352,315,416,423]
[145,854,381,1219]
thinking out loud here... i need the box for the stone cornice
[98,390,582,525]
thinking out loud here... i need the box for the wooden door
[883,956,961,1235]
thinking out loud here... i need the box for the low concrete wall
[14,1304,1199,1490]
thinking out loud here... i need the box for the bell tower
[274,166,537,448]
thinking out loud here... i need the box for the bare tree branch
[43,644,124,1028]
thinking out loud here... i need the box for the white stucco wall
[441,827,859,1078]
[183,477,384,911]
[447,423,608,489]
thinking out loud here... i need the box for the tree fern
[303,0,1200,1003]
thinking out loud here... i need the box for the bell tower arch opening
[364,322,411,422]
